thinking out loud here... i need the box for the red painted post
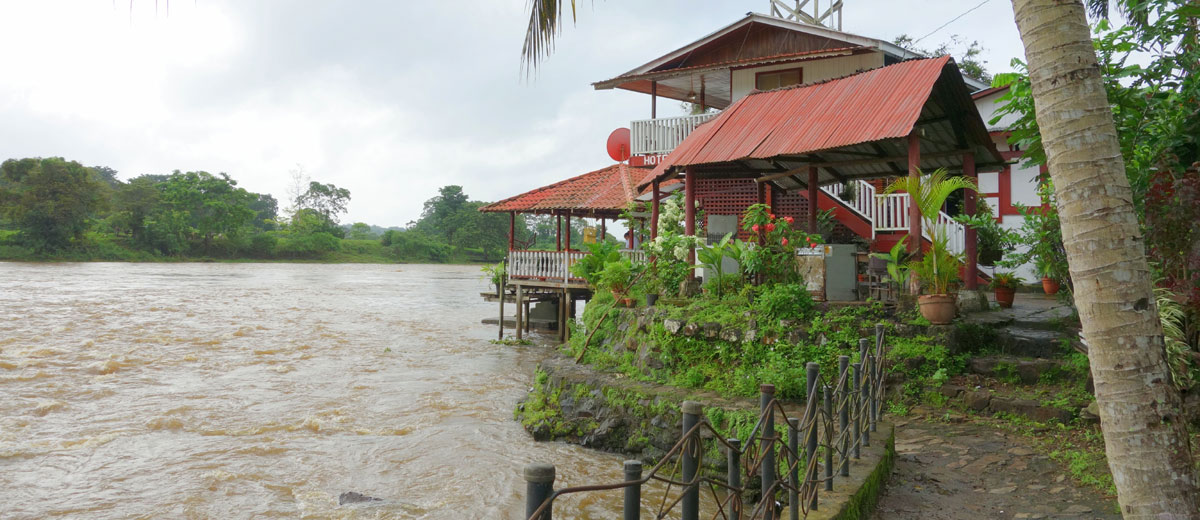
[963,152,979,290]
[757,182,767,245]
[508,212,515,251]
[650,179,660,240]
[600,218,607,242]
[807,166,819,234]
[685,167,697,279]
[555,212,562,251]
[907,131,922,258]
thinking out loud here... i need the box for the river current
[0,263,636,519]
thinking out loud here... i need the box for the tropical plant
[596,257,634,294]
[1158,283,1197,391]
[693,232,737,298]
[953,199,1016,267]
[739,203,821,284]
[884,168,977,294]
[988,272,1023,290]
[481,260,506,291]
[570,240,621,287]
[871,236,911,294]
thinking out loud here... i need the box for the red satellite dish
[606,128,631,162]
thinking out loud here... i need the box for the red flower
[765,223,776,232]
[781,238,789,247]
[751,224,760,232]
[768,213,776,220]
[784,216,794,224]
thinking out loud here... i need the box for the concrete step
[996,328,1071,358]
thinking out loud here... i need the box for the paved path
[872,410,1119,520]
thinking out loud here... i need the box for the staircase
[820,179,966,255]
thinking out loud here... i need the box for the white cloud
[0,0,1030,227]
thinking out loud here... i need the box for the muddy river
[0,263,645,519]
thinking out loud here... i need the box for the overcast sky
[0,0,1031,227]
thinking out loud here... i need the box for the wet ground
[872,408,1119,520]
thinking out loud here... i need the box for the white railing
[820,180,967,255]
[507,249,647,284]
[630,112,720,155]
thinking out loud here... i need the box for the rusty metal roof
[637,56,1005,191]
[480,163,650,216]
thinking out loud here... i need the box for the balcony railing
[821,180,967,255]
[507,249,647,284]
[630,112,720,156]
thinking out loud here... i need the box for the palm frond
[521,0,578,75]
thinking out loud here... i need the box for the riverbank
[0,235,494,265]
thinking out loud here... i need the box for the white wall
[974,89,1043,283]
[730,53,886,100]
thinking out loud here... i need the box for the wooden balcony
[507,249,647,287]
[630,112,720,156]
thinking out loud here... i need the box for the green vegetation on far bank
[0,157,551,264]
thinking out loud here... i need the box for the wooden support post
[685,167,697,279]
[650,179,660,240]
[907,131,922,258]
[515,284,524,340]
[963,152,979,290]
[555,212,562,251]
[626,223,635,249]
[497,273,505,341]
[600,218,606,242]
[699,77,706,110]
[651,81,657,119]
[524,298,531,333]
[807,166,819,234]
[508,212,515,251]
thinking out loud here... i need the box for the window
[755,68,803,90]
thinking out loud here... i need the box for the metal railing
[508,250,647,284]
[523,324,889,520]
[630,113,720,156]
[821,180,967,255]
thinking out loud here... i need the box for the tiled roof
[481,163,650,215]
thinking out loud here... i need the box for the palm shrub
[883,168,977,295]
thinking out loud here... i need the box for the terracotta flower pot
[1041,277,1060,295]
[994,287,1016,308]
[918,294,957,325]
[621,297,636,308]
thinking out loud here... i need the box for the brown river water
[0,262,654,519]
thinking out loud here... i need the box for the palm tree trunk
[1010,1,1199,517]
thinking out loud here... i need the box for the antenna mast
[768,0,843,31]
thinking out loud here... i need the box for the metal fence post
[682,400,702,520]
[728,438,742,520]
[624,460,642,520]
[838,355,849,477]
[852,363,861,460]
[524,463,555,520]
[805,363,819,511]
[760,384,776,520]
[788,418,800,520]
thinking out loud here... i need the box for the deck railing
[507,249,646,284]
[630,112,720,156]
[821,180,967,255]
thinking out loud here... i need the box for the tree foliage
[0,157,105,252]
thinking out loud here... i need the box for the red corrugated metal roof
[637,56,973,189]
[481,163,650,214]
[677,56,948,165]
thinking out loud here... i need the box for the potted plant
[989,272,1023,308]
[1037,260,1061,295]
[643,270,663,307]
[597,257,635,307]
[885,168,978,325]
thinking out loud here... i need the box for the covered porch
[637,56,1005,295]
[479,163,652,341]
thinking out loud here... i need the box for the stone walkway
[871,409,1118,520]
